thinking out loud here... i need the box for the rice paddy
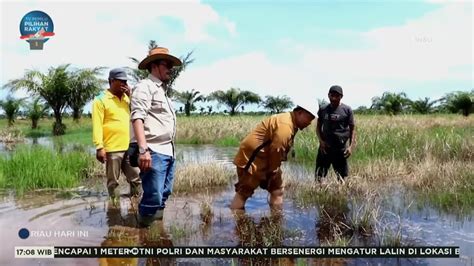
[0,114,472,264]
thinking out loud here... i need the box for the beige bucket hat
[138,47,182,70]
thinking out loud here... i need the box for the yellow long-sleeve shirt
[92,90,130,152]
[234,112,298,175]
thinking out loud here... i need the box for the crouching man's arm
[267,125,293,173]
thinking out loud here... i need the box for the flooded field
[0,143,473,265]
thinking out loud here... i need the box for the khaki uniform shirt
[234,112,298,175]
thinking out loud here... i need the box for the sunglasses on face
[159,61,173,69]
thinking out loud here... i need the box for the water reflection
[233,209,284,247]
[140,221,175,265]
[316,204,352,245]
[0,136,95,154]
[99,198,175,266]
[0,140,238,165]
[0,141,473,265]
[232,209,297,265]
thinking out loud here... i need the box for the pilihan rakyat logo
[19,10,55,50]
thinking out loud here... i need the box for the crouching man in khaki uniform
[230,104,316,210]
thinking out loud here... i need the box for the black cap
[329,85,343,96]
[108,68,128,81]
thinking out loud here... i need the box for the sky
[0,0,472,113]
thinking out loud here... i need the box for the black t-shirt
[317,103,354,148]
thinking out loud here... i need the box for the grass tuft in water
[199,194,214,224]
[168,223,196,242]
[0,128,25,143]
[173,163,234,193]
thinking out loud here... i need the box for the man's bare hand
[121,84,131,97]
[96,148,107,163]
[319,140,330,154]
[139,151,152,172]
[344,146,352,158]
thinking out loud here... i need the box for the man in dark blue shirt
[315,85,356,181]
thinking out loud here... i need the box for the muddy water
[0,137,95,155]
[0,144,473,265]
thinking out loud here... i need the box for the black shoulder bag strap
[244,139,272,172]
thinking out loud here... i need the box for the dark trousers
[315,148,348,180]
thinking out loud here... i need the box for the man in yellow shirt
[230,104,316,210]
[92,68,141,200]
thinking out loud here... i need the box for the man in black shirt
[315,85,356,181]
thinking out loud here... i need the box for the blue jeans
[139,151,176,216]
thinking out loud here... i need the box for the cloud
[1,1,471,111]
[0,0,236,86]
[174,51,388,108]
[176,2,472,108]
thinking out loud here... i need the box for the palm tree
[208,88,261,116]
[167,51,194,96]
[128,40,158,82]
[173,89,205,116]
[410,97,438,114]
[0,95,24,126]
[441,91,473,116]
[318,98,328,108]
[262,95,294,114]
[128,40,194,97]
[7,64,72,135]
[354,105,372,115]
[370,92,411,115]
[26,97,49,129]
[68,67,105,121]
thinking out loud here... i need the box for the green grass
[4,115,472,162]
[0,118,92,146]
[294,116,473,165]
[168,223,196,243]
[215,136,240,147]
[177,115,261,145]
[0,145,96,194]
[289,179,350,210]
[421,168,474,215]
[0,161,5,188]
[0,114,472,214]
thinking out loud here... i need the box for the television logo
[19,10,55,50]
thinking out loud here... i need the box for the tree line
[2,65,103,134]
[1,39,472,135]
[355,91,473,116]
[2,79,472,134]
